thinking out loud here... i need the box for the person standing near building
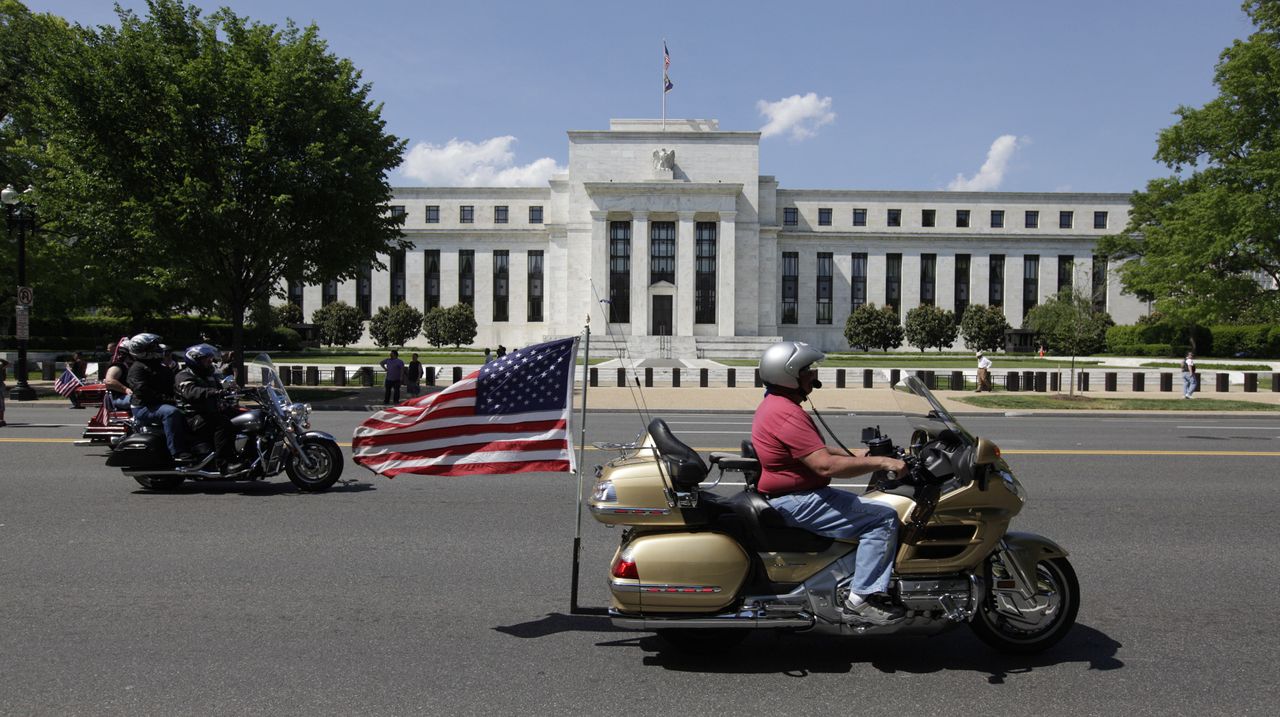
[380,349,405,404]
[976,351,993,392]
[406,352,423,398]
[1181,351,1197,399]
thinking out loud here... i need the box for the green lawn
[954,394,1278,411]
[1139,361,1273,371]
[720,356,1105,369]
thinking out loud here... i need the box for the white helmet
[758,341,825,389]
[124,333,165,360]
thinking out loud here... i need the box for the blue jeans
[132,403,189,456]
[769,487,899,595]
[1183,372,1196,398]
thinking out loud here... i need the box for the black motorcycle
[106,353,343,492]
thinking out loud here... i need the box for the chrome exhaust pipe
[610,608,814,631]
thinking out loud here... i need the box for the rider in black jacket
[125,333,190,461]
[175,343,241,475]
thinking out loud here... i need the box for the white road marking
[1176,425,1280,430]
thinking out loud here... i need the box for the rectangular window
[991,209,1005,228]
[956,209,970,228]
[695,221,717,324]
[1058,255,1074,295]
[818,208,832,226]
[492,250,509,321]
[1023,255,1040,315]
[424,250,440,310]
[322,280,338,307]
[920,253,937,306]
[1059,210,1073,229]
[1094,211,1108,229]
[922,209,936,228]
[609,221,630,323]
[650,221,676,285]
[529,205,543,224]
[783,207,798,226]
[1025,210,1039,229]
[390,248,406,305]
[494,205,509,224]
[887,208,902,227]
[852,208,867,227]
[886,253,902,315]
[989,255,1005,308]
[357,262,372,318]
[955,254,971,321]
[1092,255,1108,312]
[816,252,833,324]
[851,252,868,310]
[781,252,799,324]
[460,205,474,224]
[287,279,304,317]
[527,250,544,322]
[459,250,475,306]
[425,205,440,223]
[389,205,406,223]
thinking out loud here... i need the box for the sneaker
[174,452,196,464]
[842,595,906,626]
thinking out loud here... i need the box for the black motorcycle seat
[728,490,835,553]
[648,418,707,490]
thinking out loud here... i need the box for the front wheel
[970,556,1080,654]
[285,439,343,492]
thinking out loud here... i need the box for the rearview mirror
[974,437,1001,466]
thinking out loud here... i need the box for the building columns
[630,211,649,336]
[717,211,737,336]
[676,211,696,336]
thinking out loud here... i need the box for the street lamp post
[3,184,37,401]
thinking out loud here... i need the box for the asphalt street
[2,404,1278,715]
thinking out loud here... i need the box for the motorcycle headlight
[288,402,312,429]
[999,469,1026,502]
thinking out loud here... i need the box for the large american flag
[53,366,83,398]
[352,337,579,477]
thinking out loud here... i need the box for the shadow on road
[494,612,631,639]
[129,477,374,496]
[637,624,1122,682]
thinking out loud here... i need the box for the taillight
[611,557,639,579]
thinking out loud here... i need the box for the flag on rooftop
[53,366,83,398]
[352,337,579,478]
[663,42,673,93]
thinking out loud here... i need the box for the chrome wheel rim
[293,444,333,484]
[985,561,1069,640]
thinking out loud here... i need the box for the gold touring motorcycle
[588,374,1079,653]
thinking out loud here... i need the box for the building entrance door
[651,295,673,336]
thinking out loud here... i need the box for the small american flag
[352,337,579,477]
[663,42,673,93]
[53,366,83,398]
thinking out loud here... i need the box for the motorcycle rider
[751,341,909,625]
[102,340,133,411]
[125,333,191,462]
[175,343,242,475]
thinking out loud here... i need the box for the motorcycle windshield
[245,353,291,406]
[887,371,976,447]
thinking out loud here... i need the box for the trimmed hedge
[1208,325,1280,358]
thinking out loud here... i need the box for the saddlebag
[105,433,173,469]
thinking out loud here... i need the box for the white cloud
[946,135,1026,191]
[399,136,564,186]
[757,93,836,141]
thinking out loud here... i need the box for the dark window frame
[424,250,440,310]
[991,210,1005,229]
[922,209,936,228]
[886,253,902,315]
[816,252,833,324]
[783,207,798,226]
[529,205,544,224]
[887,208,902,227]
[390,248,406,306]
[1025,210,1039,229]
[1023,255,1040,316]
[990,254,1005,308]
[1093,211,1108,230]
[460,205,474,224]
[781,252,799,324]
[650,221,676,285]
[920,253,937,306]
[851,252,868,310]
[527,250,544,322]
[357,262,373,318]
[425,205,440,223]
[818,208,832,226]
[695,221,717,324]
[1058,255,1074,295]
[852,208,867,227]
[492,250,509,321]
[608,221,631,323]
[956,209,970,228]
[458,250,475,306]
[1059,210,1073,229]
[955,254,971,321]
[494,205,509,224]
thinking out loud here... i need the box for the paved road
[2,406,1278,715]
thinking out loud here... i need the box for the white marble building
[289,118,1145,354]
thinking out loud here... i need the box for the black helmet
[183,343,222,374]
[758,341,826,389]
[124,333,164,360]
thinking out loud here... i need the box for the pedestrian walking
[1181,351,1197,399]
[406,352,423,398]
[976,351,993,393]
[380,349,406,404]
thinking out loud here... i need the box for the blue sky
[29,1,1256,193]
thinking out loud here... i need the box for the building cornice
[775,189,1132,203]
[568,130,760,142]
[391,187,551,198]
[583,181,744,197]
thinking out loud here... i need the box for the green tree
[1098,1,1280,323]
[274,302,303,326]
[959,304,1010,353]
[443,303,478,348]
[844,303,904,352]
[903,304,958,353]
[311,301,364,347]
[421,306,448,348]
[368,302,423,348]
[1023,291,1113,356]
[22,0,405,365]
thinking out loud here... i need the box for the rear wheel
[285,439,343,492]
[133,476,184,490]
[970,556,1080,654]
[656,628,751,653]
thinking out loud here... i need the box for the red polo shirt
[750,392,829,495]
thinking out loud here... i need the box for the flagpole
[571,317,603,615]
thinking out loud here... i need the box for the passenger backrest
[648,418,707,490]
[740,439,762,491]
